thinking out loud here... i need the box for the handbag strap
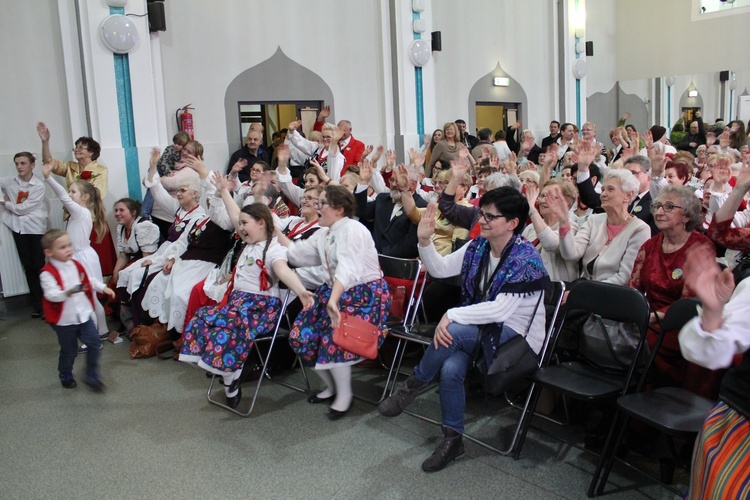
[472,290,544,361]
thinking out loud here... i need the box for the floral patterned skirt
[179,289,282,375]
[289,278,391,367]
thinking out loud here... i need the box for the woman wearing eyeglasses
[379,187,550,472]
[629,185,721,398]
[285,120,345,183]
[547,169,650,286]
[37,122,109,198]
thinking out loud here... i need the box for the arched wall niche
[224,47,335,148]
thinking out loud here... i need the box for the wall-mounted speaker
[719,70,730,82]
[585,41,594,57]
[147,0,166,33]
[431,31,442,52]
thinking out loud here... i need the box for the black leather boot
[378,376,425,417]
[421,427,465,472]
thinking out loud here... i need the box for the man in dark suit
[622,156,658,236]
[355,164,427,258]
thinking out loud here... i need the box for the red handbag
[332,313,380,359]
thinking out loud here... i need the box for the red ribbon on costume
[256,259,271,291]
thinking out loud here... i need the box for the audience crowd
[5,108,750,495]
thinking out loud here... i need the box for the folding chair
[206,288,311,416]
[351,255,425,405]
[591,298,714,497]
[385,272,462,397]
[389,280,566,456]
[513,282,651,471]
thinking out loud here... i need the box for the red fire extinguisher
[176,104,195,140]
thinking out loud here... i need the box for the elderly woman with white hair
[546,169,650,285]
[285,119,345,183]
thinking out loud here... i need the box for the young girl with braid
[179,174,314,409]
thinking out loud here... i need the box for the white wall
[431,0,558,140]
[585,0,618,97]
[0,0,72,174]
[157,0,391,169]
[616,0,750,81]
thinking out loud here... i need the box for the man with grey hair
[226,126,270,183]
[439,161,522,232]
[354,162,427,258]
[622,155,658,235]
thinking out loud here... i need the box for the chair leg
[511,381,545,460]
[593,412,630,496]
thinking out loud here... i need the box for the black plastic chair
[591,297,714,497]
[206,288,310,416]
[513,281,651,469]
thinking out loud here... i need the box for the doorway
[238,100,323,147]
[475,102,521,136]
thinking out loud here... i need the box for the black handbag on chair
[476,293,543,396]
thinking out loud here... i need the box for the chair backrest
[537,281,566,368]
[378,255,424,328]
[658,297,700,332]
[558,280,651,382]
[637,297,700,391]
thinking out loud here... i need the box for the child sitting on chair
[40,229,116,391]
[178,174,313,409]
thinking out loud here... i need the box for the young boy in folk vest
[40,229,116,391]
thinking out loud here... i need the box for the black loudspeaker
[719,70,730,82]
[431,31,442,52]
[585,41,594,56]
[147,0,166,33]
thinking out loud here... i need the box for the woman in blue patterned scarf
[379,186,550,473]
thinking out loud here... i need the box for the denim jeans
[141,190,155,219]
[53,318,101,381]
[413,322,518,434]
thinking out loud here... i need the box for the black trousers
[11,231,45,307]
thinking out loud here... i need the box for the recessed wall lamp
[688,90,698,98]
[493,77,510,87]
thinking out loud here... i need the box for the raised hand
[511,120,522,130]
[211,173,229,193]
[275,145,290,167]
[37,122,50,142]
[362,144,374,159]
[231,158,247,174]
[738,152,750,188]
[642,130,654,149]
[42,161,55,179]
[288,120,302,132]
[371,145,384,164]
[385,149,397,168]
[359,159,374,184]
[683,245,734,321]
[184,154,206,174]
[574,141,596,170]
[417,202,438,243]
[524,183,540,209]
[489,154,500,170]
[149,147,161,171]
[544,184,570,223]
[394,163,410,191]
[719,131,731,149]
[318,105,331,120]
[450,158,470,179]
[413,151,425,168]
